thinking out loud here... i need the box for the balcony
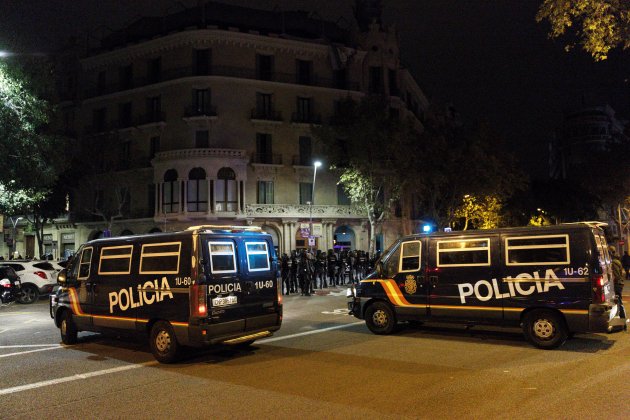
[136,112,166,129]
[291,155,314,167]
[83,64,360,99]
[250,108,283,122]
[251,153,282,165]
[184,105,217,118]
[153,148,247,162]
[291,112,322,125]
[245,203,365,219]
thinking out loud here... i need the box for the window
[140,242,181,274]
[505,235,570,266]
[299,182,313,204]
[298,136,312,166]
[162,169,179,213]
[146,96,161,122]
[257,181,274,204]
[256,54,274,81]
[333,68,347,89]
[437,239,491,267]
[369,66,383,94]
[93,108,107,132]
[296,59,313,85]
[150,136,160,158]
[256,93,273,118]
[296,97,312,122]
[400,241,421,272]
[383,245,401,278]
[216,167,237,212]
[187,167,207,212]
[97,71,106,94]
[195,130,209,148]
[256,133,272,164]
[98,245,133,275]
[147,184,155,216]
[337,184,351,205]
[118,102,133,127]
[193,89,210,115]
[147,57,161,83]
[119,64,133,90]
[194,48,211,75]
[246,242,270,271]
[208,242,236,273]
[78,247,93,279]
[388,68,398,96]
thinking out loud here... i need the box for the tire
[60,310,78,345]
[365,301,397,335]
[17,284,39,304]
[522,309,568,349]
[150,321,180,363]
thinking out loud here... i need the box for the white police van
[50,225,282,362]
[348,222,623,348]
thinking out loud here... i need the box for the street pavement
[0,289,629,419]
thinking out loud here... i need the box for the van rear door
[204,238,246,323]
[240,238,278,317]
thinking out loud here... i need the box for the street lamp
[9,216,23,258]
[309,161,322,253]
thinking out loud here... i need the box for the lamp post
[309,161,322,253]
[10,216,23,258]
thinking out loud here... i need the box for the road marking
[0,346,63,358]
[258,321,363,344]
[0,312,35,317]
[0,344,61,348]
[0,328,9,334]
[0,361,159,396]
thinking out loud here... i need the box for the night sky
[1,0,628,179]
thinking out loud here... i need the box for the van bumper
[186,313,282,347]
[588,303,618,332]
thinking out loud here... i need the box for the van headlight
[346,285,356,298]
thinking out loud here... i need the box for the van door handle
[429,276,438,287]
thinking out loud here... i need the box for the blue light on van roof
[423,225,432,233]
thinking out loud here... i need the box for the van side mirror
[57,269,68,286]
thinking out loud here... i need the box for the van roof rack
[186,225,263,233]
[562,221,608,228]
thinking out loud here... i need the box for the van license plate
[212,296,237,307]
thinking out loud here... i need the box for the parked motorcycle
[0,266,21,305]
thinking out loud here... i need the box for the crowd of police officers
[279,249,374,296]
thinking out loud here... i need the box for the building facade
[21,1,429,259]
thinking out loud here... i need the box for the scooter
[0,276,21,306]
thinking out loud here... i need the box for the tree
[453,194,503,230]
[536,0,630,61]
[313,96,415,254]
[408,112,528,230]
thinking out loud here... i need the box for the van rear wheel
[150,321,180,363]
[523,310,568,349]
[365,301,396,335]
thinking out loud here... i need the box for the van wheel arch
[521,307,569,349]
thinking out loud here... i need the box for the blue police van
[348,222,623,349]
[50,225,282,362]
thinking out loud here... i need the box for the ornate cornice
[246,204,365,219]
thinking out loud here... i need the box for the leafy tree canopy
[537,0,630,60]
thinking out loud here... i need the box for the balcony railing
[137,112,166,126]
[291,112,322,124]
[83,64,360,98]
[154,148,247,161]
[291,155,314,166]
[250,108,282,121]
[184,105,217,118]
[251,153,282,165]
[245,203,365,219]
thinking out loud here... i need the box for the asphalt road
[1,291,629,419]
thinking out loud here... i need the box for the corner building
[51,1,429,257]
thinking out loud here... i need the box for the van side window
[78,247,93,279]
[245,242,270,271]
[383,245,401,278]
[209,242,237,274]
[98,245,133,275]
[437,239,490,267]
[400,241,421,272]
[505,235,569,265]
[140,242,181,274]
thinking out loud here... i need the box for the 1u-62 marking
[255,280,274,289]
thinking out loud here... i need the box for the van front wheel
[150,321,180,363]
[523,310,568,349]
[365,302,396,335]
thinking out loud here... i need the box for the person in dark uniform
[289,250,298,294]
[327,249,338,286]
[358,250,367,279]
[298,251,314,296]
[315,250,326,288]
[337,251,348,285]
[280,253,290,295]
[348,250,357,284]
